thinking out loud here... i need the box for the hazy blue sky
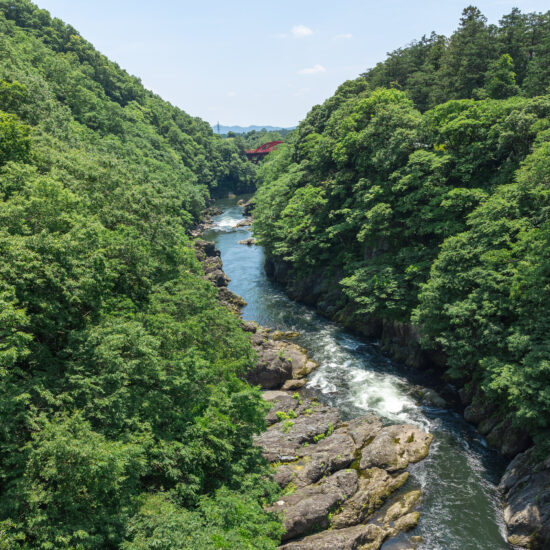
[36,0,548,127]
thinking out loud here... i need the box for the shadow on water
[204,197,511,550]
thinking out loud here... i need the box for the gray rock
[241,320,258,333]
[246,349,293,389]
[339,415,384,448]
[264,393,302,426]
[330,468,409,528]
[393,512,420,533]
[194,239,220,259]
[255,407,340,462]
[268,469,359,541]
[486,418,531,457]
[499,447,550,549]
[263,390,292,402]
[287,433,357,487]
[238,237,256,245]
[281,379,307,391]
[248,336,317,389]
[205,268,229,287]
[255,392,432,548]
[413,387,447,408]
[383,490,422,524]
[235,217,252,227]
[271,415,384,489]
[278,523,384,550]
[217,286,246,312]
[360,424,433,471]
[201,255,223,274]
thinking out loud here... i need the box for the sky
[36,0,549,128]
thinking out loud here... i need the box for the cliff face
[264,256,439,370]
[499,448,550,549]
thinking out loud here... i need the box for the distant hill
[213,124,295,134]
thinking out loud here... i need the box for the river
[204,197,511,550]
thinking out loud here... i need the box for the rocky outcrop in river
[256,384,431,549]
[195,238,434,549]
[189,206,223,237]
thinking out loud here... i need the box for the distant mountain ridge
[213,124,295,134]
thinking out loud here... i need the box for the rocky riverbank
[263,254,550,549]
[194,238,434,549]
[189,205,223,237]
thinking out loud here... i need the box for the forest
[1,0,550,548]
[254,6,550,453]
[0,0,281,548]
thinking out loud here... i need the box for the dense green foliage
[362,6,550,111]
[228,128,293,149]
[0,1,280,548]
[254,6,550,449]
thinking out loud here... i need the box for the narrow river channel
[204,197,511,550]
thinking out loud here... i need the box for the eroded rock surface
[255,387,432,549]
[246,325,319,389]
[499,447,550,549]
[359,424,433,471]
[269,469,359,541]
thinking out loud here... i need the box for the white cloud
[334,33,353,40]
[227,91,237,97]
[291,25,313,38]
[298,64,326,75]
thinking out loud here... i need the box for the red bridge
[245,141,283,162]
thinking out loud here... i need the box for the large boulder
[499,447,550,549]
[278,523,385,550]
[330,468,409,529]
[255,406,340,462]
[486,418,531,458]
[238,237,256,245]
[246,348,293,389]
[247,331,318,389]
[360,424,433,471]
[268,469,359,541]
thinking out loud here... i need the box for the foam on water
[213,213,242,231]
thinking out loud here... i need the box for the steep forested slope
[254,6,550,453]
[362,5,550,111]
[0,1,280,548]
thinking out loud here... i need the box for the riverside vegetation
[0,0,283,548]
[254,5,550,476]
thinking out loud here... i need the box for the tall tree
[435,6,497,102]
